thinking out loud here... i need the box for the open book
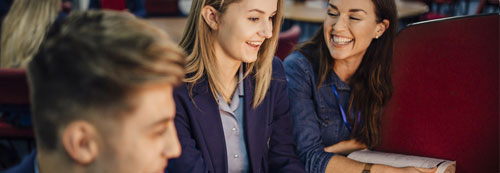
[347,150,456,173]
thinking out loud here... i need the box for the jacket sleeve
[268,58,306,173]
[283,54,335,173]
[166,87,207,173]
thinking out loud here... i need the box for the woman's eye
[249,17,259,22]
[327,12,339,17]
[350,16,360,20]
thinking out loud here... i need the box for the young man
[4,10,185,173]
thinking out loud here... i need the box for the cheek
[122,139,164,171]
[352,24,376,47]
[323,19,334,32]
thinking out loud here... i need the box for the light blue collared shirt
[217,65,249,173]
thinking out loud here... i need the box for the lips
[246,41,262,48]
[332,35,353,45]
[330,35,354,48]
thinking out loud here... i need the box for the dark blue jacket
[167,58,305,173]
[3,151,35,173]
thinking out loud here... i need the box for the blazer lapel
[191,79,228,173]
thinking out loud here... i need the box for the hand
[324,139,367,155]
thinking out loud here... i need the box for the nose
[259,20,273,39]
[332,16,348,32]
[162,125,182,159]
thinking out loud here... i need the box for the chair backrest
[376,14,499,173]
[0,69,29,105]
[276,25,301,61]
[145,0,179,16]
[100,0,127,11]
[0,68,32,138]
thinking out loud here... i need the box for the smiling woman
[167,0,305,172]
[284,0,438,172]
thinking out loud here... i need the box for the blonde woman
[0,0,60,68]
[167,0,305,172]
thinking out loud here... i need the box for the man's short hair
[28,10,185,151]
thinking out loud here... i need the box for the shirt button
[234,154,239,158]
[231,127,237,131]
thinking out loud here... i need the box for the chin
[241,56,258,63]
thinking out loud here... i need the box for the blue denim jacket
[283,51,353,173]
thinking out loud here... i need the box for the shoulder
[283,51,313,72]
[271,57,286,81]
[173,82,189,98]
[173,74,208,99]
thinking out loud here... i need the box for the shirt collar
[217,64,245,112]
[323,70,351,91]
[237,63,244,97]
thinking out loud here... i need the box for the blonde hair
[0,0,60,68]
[180,0,283,108]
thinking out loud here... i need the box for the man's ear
[201,5,220,30]
[61,121,99,165]
[375,19,390,39]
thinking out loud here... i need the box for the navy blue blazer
[3,151,35,173]
[167,58,305,173]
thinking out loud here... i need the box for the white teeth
[333,36,353,44]
[246,41,261,46]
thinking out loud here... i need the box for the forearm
[325,155,395,173]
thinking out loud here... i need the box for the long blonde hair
[0,0,60,68]
[180,0,283,108]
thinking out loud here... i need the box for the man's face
[97,84,181,173]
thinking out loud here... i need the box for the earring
[375,35,379,39]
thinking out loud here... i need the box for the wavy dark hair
[296,0,397,148]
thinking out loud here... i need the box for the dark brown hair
[297,0,397,148]
[28,10,185,151]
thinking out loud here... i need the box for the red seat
[276,25,301,61]
[145,0,179,16]
[0,69,29,105]
[100,0,127,11]
[376,14,499,173]
[0,69,33,138]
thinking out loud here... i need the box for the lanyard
[331,85,360,133]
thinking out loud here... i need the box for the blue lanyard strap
[331,85,360,133]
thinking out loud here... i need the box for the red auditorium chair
[276,25,301,61]
[100,0,127,11]
[0,69,33,138]
[0,69,33,169]
[145,0,179,16]
[376,14,499,173]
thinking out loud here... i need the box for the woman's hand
[324,139,368,155]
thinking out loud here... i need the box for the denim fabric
[284,51,353,173]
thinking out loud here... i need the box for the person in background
[0,0,60,68]
[284,0,437,172]
[4,10,184,173]
[166,0,305,172]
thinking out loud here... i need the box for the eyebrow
[149,116,174,128]
[328,4,367,14]
[248,9,277,15]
